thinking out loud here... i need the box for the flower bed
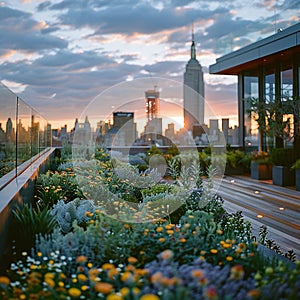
[0,147,299,299]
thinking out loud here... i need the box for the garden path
[217,175,300,259]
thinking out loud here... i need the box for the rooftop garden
[0,146,299,300]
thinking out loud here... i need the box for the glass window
[264,73,275,103]
[243,75,259,148]
[281,68,293,100]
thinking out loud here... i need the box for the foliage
[270,148,295,167]
[12,203,57,251]
[248,150,271,164]
[36,170,84,208]
[51,199,98,233]
[291,158,300,170]
[226,149,248,169]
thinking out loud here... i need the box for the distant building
[183,29,205,131]
[74,116,92,145]
[222,118,229,143]
[106,112,136,146]
[145,89,159,121]
[165,123,175,141]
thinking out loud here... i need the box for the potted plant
[249,150,272,180]
[225,149,249,175]
[271,148,295,187]
[291,159,300,191]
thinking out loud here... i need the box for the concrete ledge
[0,147,56,262]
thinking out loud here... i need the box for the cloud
[0,6,67,54]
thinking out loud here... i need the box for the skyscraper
[183,29,205,131]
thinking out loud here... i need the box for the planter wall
[296,169,300,191]
[225,165,245,176]
[250,161,272,180]
[272,166,295,187]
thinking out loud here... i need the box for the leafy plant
[291,158,300,170]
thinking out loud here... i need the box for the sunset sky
[0,0,299,131]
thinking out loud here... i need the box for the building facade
[183,31,205,131]
[210,22,300,155]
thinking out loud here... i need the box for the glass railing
[0,82,51,180]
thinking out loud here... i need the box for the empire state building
[183,31,205,131]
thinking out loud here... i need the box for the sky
[0,0,299,131]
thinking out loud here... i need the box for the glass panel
[0,83,17,178]
[281,68,293,100]
[17,99,31,168]
[243,75,259,148]
[264,73,275,103]
[31,111,40,157]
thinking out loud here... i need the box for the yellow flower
[94,282,113,294]
[159,237,165,243]
[217,229,223,235]
[44,272,55,279]
[37,252,42,257]
[226,256,233,261]
[45,278,55,287]
[78,274,87,281]
[238,243,247,250]
[140,294,160,300]
[20,295,26,300]
[120,287,129,296]
[166,230,174,235]
[68,287,81,297]
[127,257,138,264]
[107,294,123,300]
[121,271,133,282]
[81,285,88,291]
[133,287,140,294]
[180,238,186,243]
[87,262,93,268]
[58,281,64,287]
[210,249,218,254]
[0,276,10,285]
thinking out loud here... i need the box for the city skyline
[0,1,299,129]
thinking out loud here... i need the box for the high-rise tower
[183,28,205,131]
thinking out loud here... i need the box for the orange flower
[191,269,204,278]
[156,226,163,232]
[205,286,218,300]
[102,263,115,270]
[94,282,113,294]
[159,237,165,243]
[76,256,87,263]
[180,238,186,243]
[210,249,218,254]
[151,272,162,283]
[247,289,261,298]
[0,276,10,285]
[230,265,244,280]
[108,268,119,279]
[160,249,173,260]
[127,256,138,264]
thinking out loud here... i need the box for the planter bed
[0,148,298,300]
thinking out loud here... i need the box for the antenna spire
[191,23,196,59]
